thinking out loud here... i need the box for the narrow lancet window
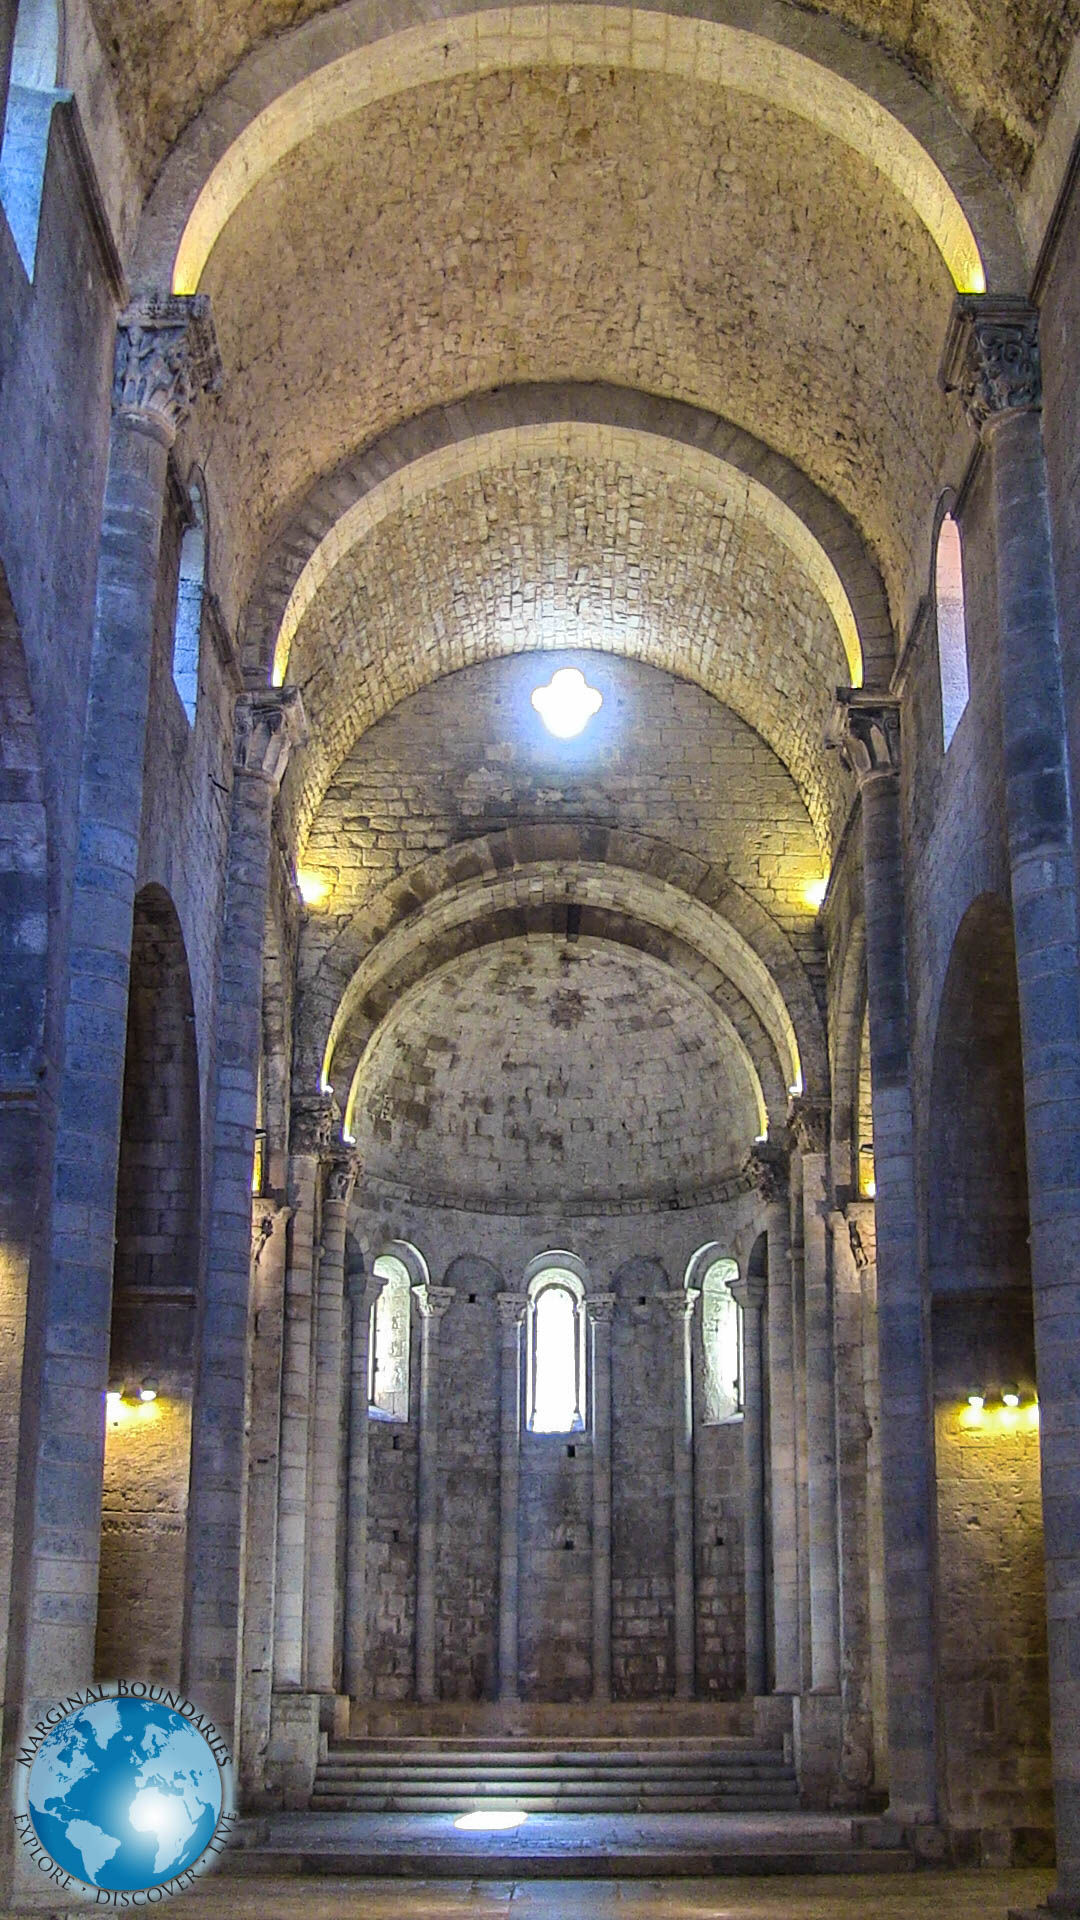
[936,513,969,750]
[701,1257,742,1423]
[369,1250,414,1422]
[527,1267,586,1433]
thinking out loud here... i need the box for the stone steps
[311,1736,800,1815]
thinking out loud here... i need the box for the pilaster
[660,1289,699,1700]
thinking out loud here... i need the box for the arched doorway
[95,885,200,1684]
[928,894,1050,1848]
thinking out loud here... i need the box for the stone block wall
[435,1269,501,1701]
[352,1194,757,1704]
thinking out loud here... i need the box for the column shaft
[343,1272,384,1700]
[305,1156,355,1695]
[184,690,305,1741]
[238,1199,291,1796]
[942,299,1080,1900]
[732,1278,766,1698]
[274,1097,333,1689]
[827,691,937,1825]
[497,1295,524,1702]
[801,1145,841,1693]
[414,1286,453,1704]
[23,301,218,1726]
[764,1186,800,1692]
[589,1297,615,1702]
[663,1290,698,1700]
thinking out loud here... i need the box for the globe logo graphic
[26,1694,223,1893]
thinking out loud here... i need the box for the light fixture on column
[966,1392,985,1411]
[139,1379,158,1402]
[1002,1385,1020,1408]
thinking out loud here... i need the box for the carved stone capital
[290,1092,337,1158]
[587,1293,616,1327]
[496,1292,526,1329]
[113,294,221,440]
[234,686,308,790]
[415,1284,455,1320]
[729,1274,766,1313]
[826,689,901,783]
[788,1096,830,1158]
[743,1141,790,1205]
[659,1288,699,1322]
[347,1265,386,1312]
[940,294,1040,434]
[325,1151,359,1208]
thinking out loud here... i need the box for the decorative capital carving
[826,689,901,783]
[788,1096,830,1158]
[743,1141,789,1205]
[659,1288,699,1322]
[113,294,221,440]
[325,1151,359,1207]
[347,1265,386,1311]
[234,685,308,790]
[290,1091,337,1158]
[586,1293,616,1326]
[415,1284,455,1320]
[940,294,1040,433]
[496,1292,526,1329]
[729,1274,766,1313]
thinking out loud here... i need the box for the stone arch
[96,884,201,1687]
[245,387,891,692]
[334,892,780,1146]
[1,0,63,272]
[137,0,1023,293]
[926,892,1049,1841]
[299,828,825,1099]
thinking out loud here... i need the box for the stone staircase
[311,1734,801,1814]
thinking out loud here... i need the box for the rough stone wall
[302,648,822,960]
[367,1332,420,1699]
[435,1262,500,1700]
[354,938,761,1211]
[352,1193,757,1702]
[1041,166,1080,898]
[519,1436,593,1701]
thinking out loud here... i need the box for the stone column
[730,1273,767,1699]
[588,1294,615,1702]
[185,687,307,1742]
[305,1150,357,1697]
[239,1196,292,1799]
[497,1293,525,1702]
[273,1091,335,1689]
[826,692,936,1826]
[414,1284,454,1704]
[343,1267,386,1701]
[661,1289,699,1699]
[829,1206,875,1795]
[792,1101,841,1695]
[20,300,219,1733]
[943,297,1080,1904]
[747,1145,800,1693]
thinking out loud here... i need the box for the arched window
[691,1251,742,1424]
[172,482,206,724]
[935,513,969,750]
[526,1264,586,1433]
[369,1246,421,1422]
[1,0,62,276]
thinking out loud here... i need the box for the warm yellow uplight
[864,1178,877,1198]
[297,870,331,908]
[966,1393,985,1411]
[804,876,829,911]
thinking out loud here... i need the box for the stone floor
[166,1869,1055,1918]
